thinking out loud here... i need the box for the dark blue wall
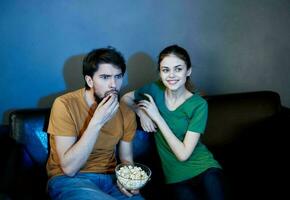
[1,0,290,124]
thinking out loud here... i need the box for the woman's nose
[169,71,175,77]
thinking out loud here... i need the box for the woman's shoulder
[190,91,206,101]
[187,93,208,108]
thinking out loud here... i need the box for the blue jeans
[47,173,144,200]
[169,168,224,200]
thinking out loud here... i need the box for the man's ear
[85,75,93,88]
[186,68,192,77]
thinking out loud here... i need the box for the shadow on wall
[37,52,158,109]
[37,54,85,107]
[1,52,157,124]
[121,52,158,95]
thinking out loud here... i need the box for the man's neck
[84,89,95,107]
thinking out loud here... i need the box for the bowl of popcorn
[115,163,151,190]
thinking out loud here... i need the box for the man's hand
[137,109,157,132]
[90,94,119,127]
[117,180,140,197]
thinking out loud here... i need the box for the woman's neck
[165,86,192,110]
[165,86,186,100]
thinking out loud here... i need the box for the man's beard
[94,90,119,103]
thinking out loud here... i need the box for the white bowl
[115,163,151,190]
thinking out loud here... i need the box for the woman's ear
[85,75,93,88]
[186,68,192,77]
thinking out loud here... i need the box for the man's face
[86,63,123,102]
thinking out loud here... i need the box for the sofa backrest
[8,108,153,166]
[8,91,282,167]
[202,91,281,147]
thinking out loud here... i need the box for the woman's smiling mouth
[167,80,179,85]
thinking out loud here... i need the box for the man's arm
[118,140,141,197]
[118,140,133,164]
[55,94,119,177]
[122,91,156,132]
[54,124,102,177]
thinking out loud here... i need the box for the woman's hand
[138,94,161,123]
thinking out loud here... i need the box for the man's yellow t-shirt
[46,88,136,178]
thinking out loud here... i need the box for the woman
[122,45,224,200]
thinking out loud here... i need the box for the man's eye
[101,75,110,79]
[115,74,123,79]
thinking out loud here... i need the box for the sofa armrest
[9,108,51,166]
[6,108,51,199]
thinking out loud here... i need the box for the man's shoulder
[119,101,135,116]
[55,88,84,104]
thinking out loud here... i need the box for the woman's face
[159,54,191,91]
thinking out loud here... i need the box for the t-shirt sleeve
[187,99,208,134]
[48,98,77,136]
[120,103,137,142]
[134,82,157,102]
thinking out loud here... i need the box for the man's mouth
[104,90,118,97]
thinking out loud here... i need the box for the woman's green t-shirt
[134,81,221,184]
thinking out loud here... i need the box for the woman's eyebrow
[161,65,183,68]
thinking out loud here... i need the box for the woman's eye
[162,69,169,73]
[175,68,182,72]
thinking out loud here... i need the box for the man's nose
[110,78,117,88]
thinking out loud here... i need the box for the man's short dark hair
[83,47,126,89]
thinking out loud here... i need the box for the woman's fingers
[138,100,148,107]
[143,93,154,102]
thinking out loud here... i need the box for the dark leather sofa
[0,91,289,200]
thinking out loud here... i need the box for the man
[46,47,144,200]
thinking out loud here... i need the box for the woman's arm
[138,94,200,161]
[154,118,200,161]
[121,92,156,132]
